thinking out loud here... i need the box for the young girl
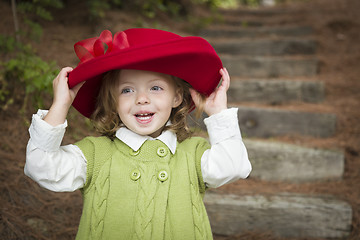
[25,28,251,240]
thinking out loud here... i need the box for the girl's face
[117,69,182,138]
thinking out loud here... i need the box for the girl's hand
[190,67,230,116]
[44,67,84,126]
[52,67,83,109]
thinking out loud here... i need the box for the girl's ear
[172,88,183,108]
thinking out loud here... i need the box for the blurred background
[1,0,359,239]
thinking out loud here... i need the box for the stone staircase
[196,6,353,239]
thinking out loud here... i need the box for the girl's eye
[151,86,163,91]
[121,88,133,94]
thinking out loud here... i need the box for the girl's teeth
[136,113,153,120]
[138,115,151,120]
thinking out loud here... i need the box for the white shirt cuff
[204,108,241,145]
[28,109,68,152]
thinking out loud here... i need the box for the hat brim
[68,37,222,118]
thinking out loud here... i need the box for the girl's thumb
[189,88,200,106]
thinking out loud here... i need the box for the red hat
[68,28,223,118]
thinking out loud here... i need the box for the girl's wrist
[206,106,227,116]
[44,102,70,126]
[51,101,71,112]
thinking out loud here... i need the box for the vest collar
[115,126,177,154]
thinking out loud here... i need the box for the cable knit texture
[90,159,111,239]
[74,136,212,240]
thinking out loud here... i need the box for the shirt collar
[115,127,177,154]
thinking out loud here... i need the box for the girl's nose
[136,92,150,105]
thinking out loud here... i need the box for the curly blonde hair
[91,69,205,142]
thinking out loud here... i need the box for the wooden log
[204,192,352,238]
[218,8,297,17]
[212,39,316,56]
[188,107,336,138]
[201,26,313,38]
[236,106,337,138]
[244,139,344,182]
[227,79,324,104]
[221,56,318,77]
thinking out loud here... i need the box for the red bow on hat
[74,30,130,64]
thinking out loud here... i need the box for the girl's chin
[138,126,165,138]
[129,125,163,138]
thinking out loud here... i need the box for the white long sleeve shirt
[25,108,251,192]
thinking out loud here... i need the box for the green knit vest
[74,136,213,240]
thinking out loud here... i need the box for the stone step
[222,55,318,77]
[212,38,316,56]
[227,79,324,104]
[244,139,344,182]
[189,106,337,138]
[201,26,313,39]
[204,192,352,238]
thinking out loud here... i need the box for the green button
[158,170,168,182]
[129,148,140,156]
[130,169,141,181]
[157,147,168,157]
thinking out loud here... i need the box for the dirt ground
[0,0,359,239]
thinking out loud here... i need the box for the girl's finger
[189,88,201,106]
[219,68,230,91]
[54,67,73,86]
[59,67,73,82]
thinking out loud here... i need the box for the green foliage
[3,51,57,96]
[17,0,64,41]
[23,18,43,41]
[17,0,64,20]
[81,0,235,23]
[139,0,182,18]
[0,0,62,114]
[196,0,238,9]
[238,0,262,7]
[215,0,239,8]
[85,0,187,20]
[0,35,18,53]
[0,75,10,103]
[86,0,110,20]
[0,35,58,112]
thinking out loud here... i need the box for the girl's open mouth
[135,113,155,123]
